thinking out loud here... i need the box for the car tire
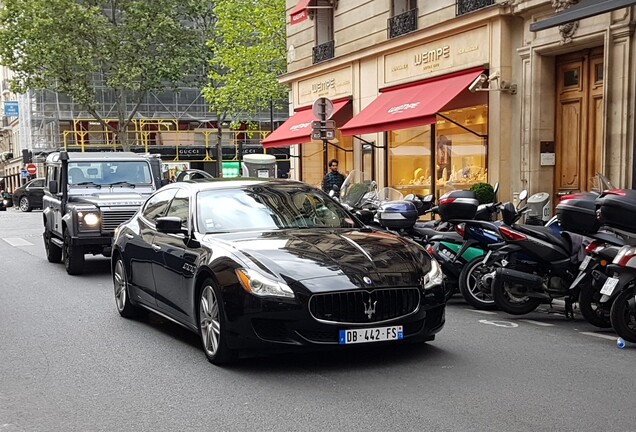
[113,256,141,318]
[63,230,84,275]
[458,256,497,311]
[610,286,636,343]
[43,229,62,263]
[19,196,32,212]
[198,279,236,365]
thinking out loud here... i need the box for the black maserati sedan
[112,179,446,364]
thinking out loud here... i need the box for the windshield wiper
[75,181,101,188]
[108,181,135,188]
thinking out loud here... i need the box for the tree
[0,0,212,151]
[203,0,288,176]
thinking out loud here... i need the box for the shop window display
[388,104,488,198]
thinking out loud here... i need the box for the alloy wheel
[466,265,495,303]
[19,197,29,212]
[200,285,221,357]
[114,260,127,312]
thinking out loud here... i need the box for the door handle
[125,234,134,239]
[151,244,161,251]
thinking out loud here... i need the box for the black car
[1,191,12,211]
[12,177,46,212]
[112,179,446,364]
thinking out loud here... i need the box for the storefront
[337,24,511,198]
[263,67,354,189]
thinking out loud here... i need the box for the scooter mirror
[493,182,499,196]
[518,189,528,203]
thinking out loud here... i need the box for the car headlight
[422,259,443,290]
[2,199,7,205]
[235,268,295,299]
[81,212,100,226]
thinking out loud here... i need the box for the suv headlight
[77,210,101,231]
[235,268,295,299]
[422,259,443,290]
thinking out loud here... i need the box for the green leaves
[0,0,213,148]
[203,0,287,122]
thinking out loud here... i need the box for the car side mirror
[355,209,374,224]
[156,216,187,235]
[48,180,58,195]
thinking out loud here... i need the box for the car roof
[46,151,153,163]
[170,178,311,192]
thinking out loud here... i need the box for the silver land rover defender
[42,151,166,275]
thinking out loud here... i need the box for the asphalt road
[1,209,634,432]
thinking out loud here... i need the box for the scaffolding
[26,85,289,152]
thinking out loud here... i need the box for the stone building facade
[269,0,635,203]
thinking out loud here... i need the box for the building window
[312,0,335,64]
[388,0,417,39]
[456,0,495,16]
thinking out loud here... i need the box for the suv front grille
[101,210,137,232]
[309,288,420,324]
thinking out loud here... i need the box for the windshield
[68,161,152,187]
[591,172,615,192]
[377,187,404,202]
[339,170,377,208]
[196,184,358,233]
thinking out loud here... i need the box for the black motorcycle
[490,195,600,318]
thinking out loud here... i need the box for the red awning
[262,100,350,149]
[340,68,485,136]
[290,0,312,25]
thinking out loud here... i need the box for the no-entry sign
[26,163,37,175]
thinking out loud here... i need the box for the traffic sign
[25,163,37,175]
[311,120,336,129]
[312,97,334,120]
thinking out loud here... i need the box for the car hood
[207,229,430,293]
[68,189,153,207]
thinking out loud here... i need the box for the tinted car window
[197,185,357,233]
[31,179,45,188]
[142,189,178,223]
[165,189,190,228]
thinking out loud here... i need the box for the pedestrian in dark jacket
[322,159,345,192]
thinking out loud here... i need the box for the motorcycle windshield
[340,170,376,208]
[377,187,404,202]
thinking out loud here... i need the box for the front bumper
[224,283,446,352]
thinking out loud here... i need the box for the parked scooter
[489,193,600,318]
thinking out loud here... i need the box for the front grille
[309,288,420,324]
[101,209,137,232]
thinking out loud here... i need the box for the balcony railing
[388,8,418,39]
[313,40,335,64]
[456,0,495,16]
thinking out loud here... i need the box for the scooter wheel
[610,286,636,343]
[459,256,497,311]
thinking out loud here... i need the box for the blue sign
[4,101,19,117]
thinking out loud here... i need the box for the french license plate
[600,277,619,296]
[339,325,403,345]
[579,256,592,271]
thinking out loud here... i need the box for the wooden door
[555,49,604,198]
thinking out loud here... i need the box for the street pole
[320,98,328,172]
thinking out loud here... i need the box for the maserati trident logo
[363,297,377,320]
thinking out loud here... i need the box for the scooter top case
[597,189,636,233]
[556,197,601,235]
[438,190,479,222]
